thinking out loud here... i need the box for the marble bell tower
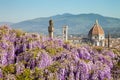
[63,26,68,41]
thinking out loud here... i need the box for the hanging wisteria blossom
[0,26,118,80]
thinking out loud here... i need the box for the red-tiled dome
[89,20,104,35]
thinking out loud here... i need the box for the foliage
[0,26,117,80]
[2,64,15,74]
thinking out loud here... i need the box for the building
[63,26,68,41]
[48,19,54,39]
[88,20,105,46]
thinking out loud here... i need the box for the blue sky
[0,0,120,22]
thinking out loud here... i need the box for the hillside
[11,13,120,36]
[0,22,13,25]
[1,13,120,37]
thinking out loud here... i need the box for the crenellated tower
[48,19,54,39]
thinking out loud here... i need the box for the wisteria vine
[0,26,116,80]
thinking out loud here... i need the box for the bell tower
[48,19,54,39]
[63,26,68,41]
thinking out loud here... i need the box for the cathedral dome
[88,20,104,36]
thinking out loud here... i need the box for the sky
[0,0,120,22]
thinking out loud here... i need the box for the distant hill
[0,22,13,25]
[2,13,120,37]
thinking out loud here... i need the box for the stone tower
[88,20,105,46]
[48,19,54,39]
[63,26,68,41]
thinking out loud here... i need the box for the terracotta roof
[89,20,104,35]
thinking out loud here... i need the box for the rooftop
[88,20,104,35]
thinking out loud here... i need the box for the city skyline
[0,0,120,22]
